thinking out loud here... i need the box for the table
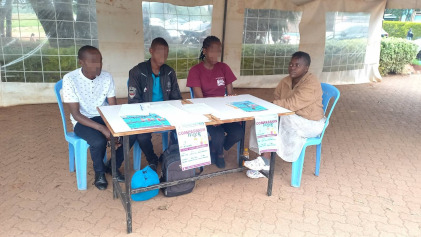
[98,94,293,233]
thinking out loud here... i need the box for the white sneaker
[246,170,265,179]
[243,156,269,171]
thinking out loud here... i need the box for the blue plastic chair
[291,83,340,187]
[132,135,168,170]
[189,87,242,164]
[54,79,106,190]
[127,79,169,170]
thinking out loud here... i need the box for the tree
[0,0,13,37]
[384,9,416,21]
[75,0,92,39]
[29,0,93,48]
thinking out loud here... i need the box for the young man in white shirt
[62,45,125,190]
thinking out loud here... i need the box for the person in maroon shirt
[187,36,243,168]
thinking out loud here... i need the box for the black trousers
[129,131,177,166]
[129,133,158,166]
[74,116,124,173]
[207,122,244,157]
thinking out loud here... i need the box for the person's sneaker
[93,172,108,190]
[243,156,269,171]
[246,170,265,179]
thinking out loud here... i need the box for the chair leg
[315,143,322,176]
[68,143,75,172]
[236,141,241,167]
[133,141,141,171]
[162,132,169,151]
[291,146,307,188]
[75,141,89,190]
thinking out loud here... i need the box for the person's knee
[89,136,107,149]
[137,134,152,143]
[210,127,225,139]
[231,126,244,142]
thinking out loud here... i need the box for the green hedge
[1,39,78,83]
[240,44,299,76]
[383,21,421,39]
[323,38,367,71]
[2,36,417,82]
[379,37,418,76]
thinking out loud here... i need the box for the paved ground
[1,75,421,236]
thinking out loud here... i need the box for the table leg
[110,134,117,199]
[267,152,276,196]
[123,136,132,233]
[238,121,246,167]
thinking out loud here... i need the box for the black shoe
[107,168,125,183]
[215,157,226,169]
[105,161,125,183]
[94,172,108,190]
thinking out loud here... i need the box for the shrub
[379,37,418,76]
[240,44,299,75]
[323,38,367,71]
[383,21,421,39]
[1,39,78,82]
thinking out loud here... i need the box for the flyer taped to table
[176,122,211,171]
[255,114,279,154]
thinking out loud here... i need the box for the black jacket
[128,59,182,103]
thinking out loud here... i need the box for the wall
[0,0,410,106]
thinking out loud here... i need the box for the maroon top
[187,62,237,97]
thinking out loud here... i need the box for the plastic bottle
[243,148,249,160]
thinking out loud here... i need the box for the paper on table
[229,101,267,112]
[150,103,209,125]
[181,103,219,115]
[189,95,292,120]
[119,103,150,117]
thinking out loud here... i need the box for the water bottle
[241,148,250,167]
[243,148,249,160]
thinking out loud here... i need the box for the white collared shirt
[62,68,115,127]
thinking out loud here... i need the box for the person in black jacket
[128,37,182,170]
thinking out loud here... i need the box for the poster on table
[176,122,211,171]
[255,114,279,154]
[229,101,267,112]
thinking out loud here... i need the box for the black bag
[160,144,203,197]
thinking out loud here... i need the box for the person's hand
[107,137,122,148]
[99,125,111,140]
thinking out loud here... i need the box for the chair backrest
[190,87,195,98]
[319,83,340,138]
[54,79,68,136]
